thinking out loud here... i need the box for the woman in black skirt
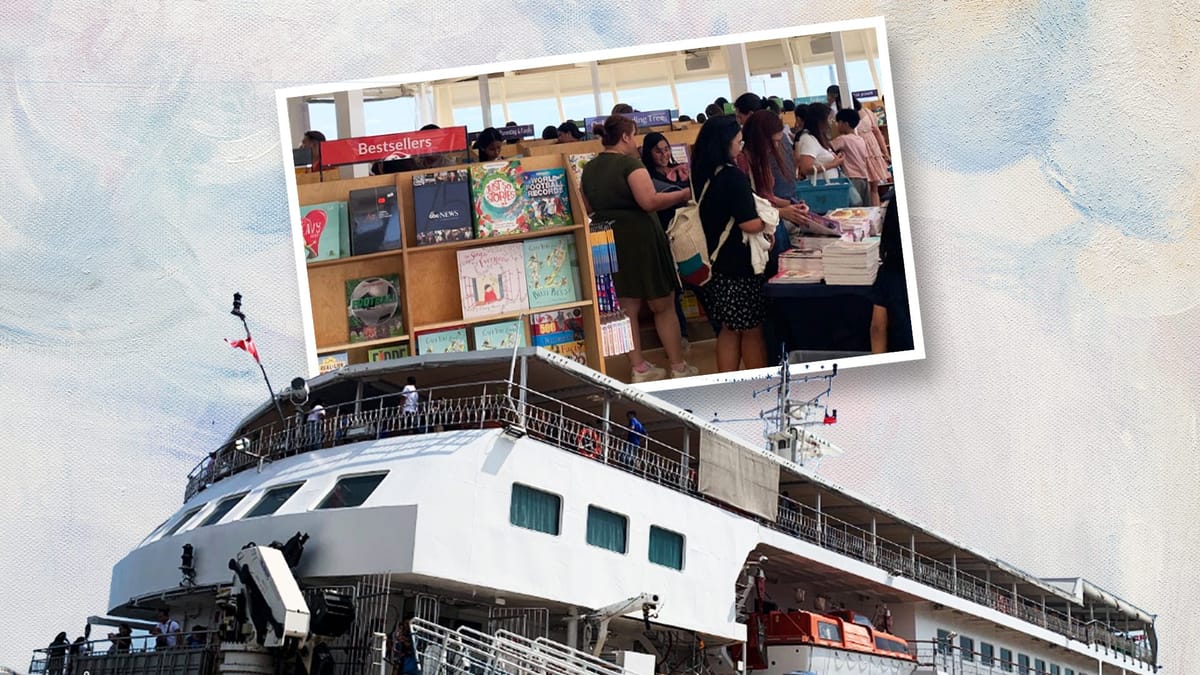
[690,116,774,372]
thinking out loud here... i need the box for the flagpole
[231,293,289,426]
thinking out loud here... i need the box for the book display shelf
[297,152,605,373]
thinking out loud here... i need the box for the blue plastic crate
[794,175,853,214]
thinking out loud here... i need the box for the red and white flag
[225,336,261,364]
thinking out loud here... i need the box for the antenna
[710,346,840,466]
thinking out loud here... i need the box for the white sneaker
[631,363,666,383]
[670,363,699,379]
[681,337,691,353]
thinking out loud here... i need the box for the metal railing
[30,631,221,675]
[179,379,1151,669]
[409,617,625,675]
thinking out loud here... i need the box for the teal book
[472,320,524,351]
[301,201,348,262]
[523,234,581,309]
[417,327,469,355]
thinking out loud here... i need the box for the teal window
[1000,648,1013,672]
[1018,654,1031,674]
[199,493,246,527]
[936,629,951,655]
[981,643,995,666]
[648,526,684,570]
[1050,665,1061,675]
[960,636,974,661]
[1035,659,1046,674]
[1065,669,1075,675]
[509,484,561,535]
[244,483,303,519]
[163,506,203,536]
[317,473,387,509]
[586,506,627,553]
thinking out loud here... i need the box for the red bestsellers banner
[318,127,469,167]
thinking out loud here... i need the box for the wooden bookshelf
[295,153,607,374]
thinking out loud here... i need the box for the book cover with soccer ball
[345,275,404,343]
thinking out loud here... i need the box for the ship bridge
[174,348,1155,674]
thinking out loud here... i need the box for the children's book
[300,201,348,262]
[523,234,581,309]
[470,160,528,238]
[522,167,572,231]
[345,275,404,343]
[472,320,524,351]
[457,242,529,320]
[417,327,469,355]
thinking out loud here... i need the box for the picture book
[300,201,348,262]
[457,242,529,320]
[345,275,404,343]
[470,160,529,238]
[417,327,469,355]
[368,345,410,362]
[472,320,524,351]
[522,167,572,231]
[412,169,474,246]
[566,153,596,188]
[529,308,585,347]
[347,186,403,255]
[318,352,349,375]
[546,340,587,365]
[523,234,581,309]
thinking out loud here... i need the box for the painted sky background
[1,0,1197,672]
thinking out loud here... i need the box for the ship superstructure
[28,349,1156,675]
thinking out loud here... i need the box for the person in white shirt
[305,400,325,452]
[794,102,844,181]
[155,610,181,649]
[401,377,422,433]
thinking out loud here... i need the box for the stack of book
[770,248,824,285]
[821,240,881,286]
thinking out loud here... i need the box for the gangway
[409,619,630,675]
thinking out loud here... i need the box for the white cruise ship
[26,349,1156,675]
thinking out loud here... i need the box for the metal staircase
[409,619,627,675]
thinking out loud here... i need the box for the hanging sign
[318,127,469,167]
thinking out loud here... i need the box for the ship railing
[910,641,1014,675]
[30,630,222,675]
[409,618,624,675]
[773,494,1152,669]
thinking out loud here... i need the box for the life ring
[577,428,602,459]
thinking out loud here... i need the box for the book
[669,143,689,166]
[566,153,596,189]
[529,308,585,347]
[345,275,404,343]
[470,160,529,238]
[457,242,529,320]
[546,340,587,365]
[368,345,410,362]
[522,167,572,231]
[412,169,474,246]
[417,327,469,355]
[523,234,581,309]
[347,186,403,255]
[300,201,348,262]
[318,352,349,374]
[472,320,524,351]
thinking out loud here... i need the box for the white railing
[409,618,625,675]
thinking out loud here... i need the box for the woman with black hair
[690,116,773,372]
[556,121,583,143]
[473,127,505,162]
[580,116,696,382]
[870,198,913,353]
[541,125,559,140]
[640,132,690,222]
[794,102,844,181]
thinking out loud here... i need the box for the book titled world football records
[345,275,404,344]
[522,167,573,231]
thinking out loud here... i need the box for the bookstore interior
[282,25,916,386]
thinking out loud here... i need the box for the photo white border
[274,15,925,387]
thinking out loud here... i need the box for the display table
[764,281,876,364]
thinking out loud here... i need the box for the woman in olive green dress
[580,116,697,383]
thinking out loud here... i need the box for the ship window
[648,526,684,570]
[243,483,304,519]
[1050,665,1061,675]
[1064,669,1074,675]
[980,642,995,666]
[163,506,204,536]
[960,636,975,661]
[816,621,841,642]
[509,484,561,535]
[936,629,951,655]
[317,473,388,509]
[1000,648,1013,671]
[1035,659,1046,674]
[1018,654,1030,674]
[199,493,247,527]
[586,506,627,553]
[874,637,905,653]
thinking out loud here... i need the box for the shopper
[473,127,505,162]
[795,102,844,181]
[831,109,875,207]
[740,110,809,255]
[580,115,697,382]
[870,199,913,354]
[690,116,772,372]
